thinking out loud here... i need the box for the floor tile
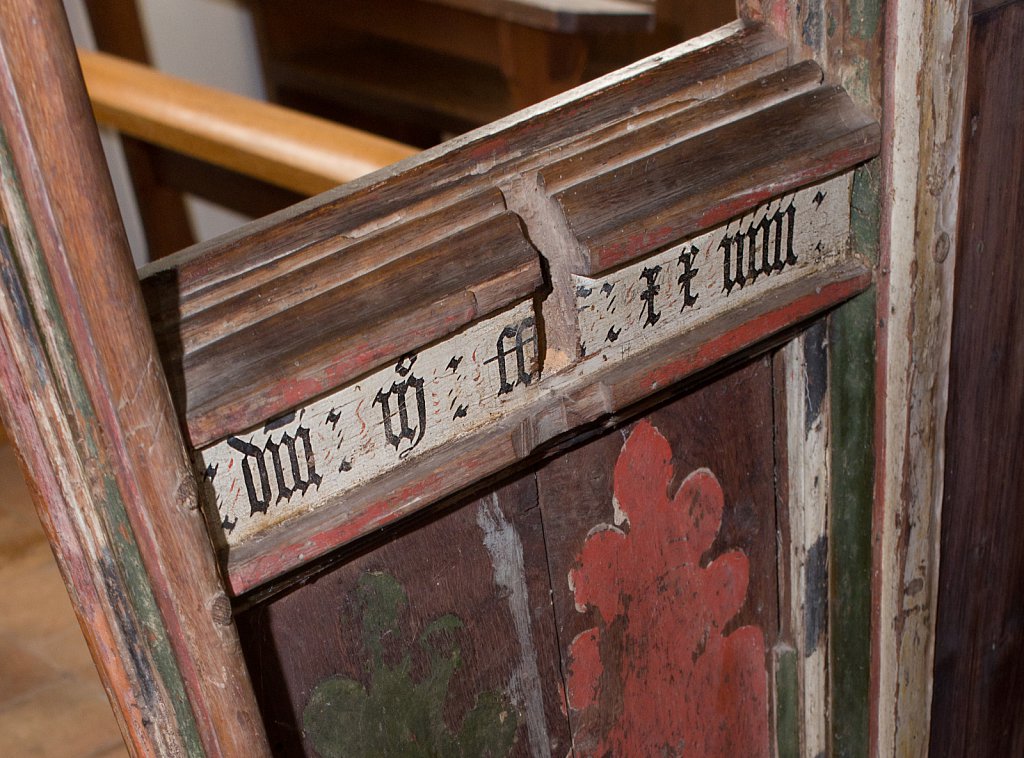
[0,443,126,757]
[0,634,59,707]
[0,680,125,758]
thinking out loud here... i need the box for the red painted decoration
[566,420,770,757]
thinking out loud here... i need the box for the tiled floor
[0,440,128,757]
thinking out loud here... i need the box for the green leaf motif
[303,571,518,757]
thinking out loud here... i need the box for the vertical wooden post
[776,323,832,758]
[873,2,969,756]
[739,1,885,755]
[0,1,268,755]
[745,0,972,755]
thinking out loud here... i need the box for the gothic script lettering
[226,426,322,521]
[721,201,797,293]
[373,355,428,456]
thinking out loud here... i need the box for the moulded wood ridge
[142,23,791,444]
[140,22,787,299]
[136,22,885,593]
[540,59,825,194]
[146,190,510,355]
[157,203,543,448]
[226,256,872,595]
[553,83,881,274]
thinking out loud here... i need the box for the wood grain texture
[129,21,878,594]
[200,300,540,547]
[142,23,877,453]
[873,0,970,755]
[540,59,824,194]
[141,23,792,446]
[158,203,543,448]
[80,49,418,196]
[752,2,886,755]
[552,83,879,273]
[0,1,268,754]
[226,258,870,594]
[536,360,777,755]
[236,474,571,757]
[930,4,1024,755]
[141,22,786,298]
[778,324,831,757]
[199,174,854,556]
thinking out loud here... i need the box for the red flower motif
[566,420,769,757]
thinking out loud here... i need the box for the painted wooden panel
[202,170,859,562]
[199,300,538,546]
[573,174,850,359]
[536,359,778,756]
[235,473,571,757]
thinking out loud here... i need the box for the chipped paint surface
[199,301,538,545]
[573,175,851,361]
[477,495,552,758]
[302,571,519,757]
[566,421,769,756]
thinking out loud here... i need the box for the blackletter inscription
[373,355,428,456]
[677,245,700,310]
[226,426,322,517]
[573,176,850,360]
[721,201,797,294]
[485,317,537,395]
[200,300,541,546]
[639,266,662,328]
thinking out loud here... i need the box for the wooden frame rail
[136,21,879,596]
[80,49,419,197]
[11,0,979,755]
[0,3,267,754]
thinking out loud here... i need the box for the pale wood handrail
[79,49,419,197]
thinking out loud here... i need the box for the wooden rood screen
[0,3,881,756]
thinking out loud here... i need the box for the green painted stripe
[775,648,800,758]
[828,161,880,758]
[0,127,205,756]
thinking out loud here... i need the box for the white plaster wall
[62,0,264,265]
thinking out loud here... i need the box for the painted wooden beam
[0,2,269,754]
[874,1,969,756]
[136,22,879,594]
[225,252,871,595]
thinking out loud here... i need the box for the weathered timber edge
[0,2,269,754]
[142,20,879,454]
[226,258,871,594]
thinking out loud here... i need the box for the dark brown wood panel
[540,59,824,194]
[141,24,788,301]
[146,193,542,447]
[236,474,571,757]
[536,358,778,755]
[931,2,1024,756]
[552,84,879,274]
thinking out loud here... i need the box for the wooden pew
[2,6,875,756]
[80,50,418,198]
[3,1,1019,756]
